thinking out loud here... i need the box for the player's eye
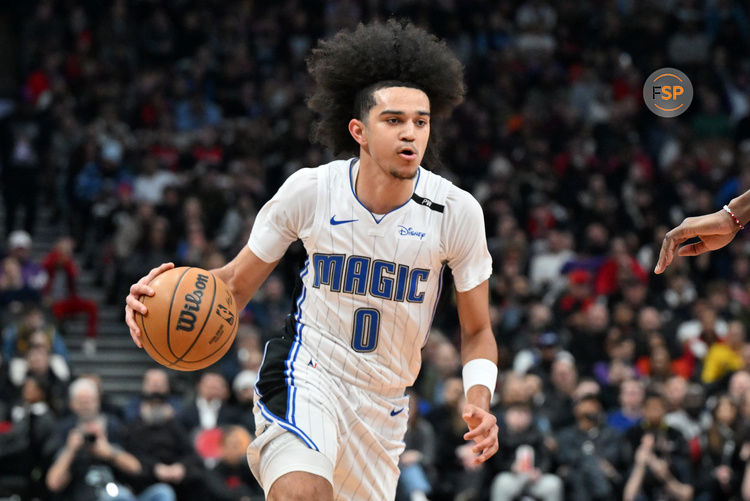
[416,119,427,127]
[386,117,400,124]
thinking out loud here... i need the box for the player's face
[363,86,430,180]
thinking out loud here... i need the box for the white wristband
[462,358,498,397]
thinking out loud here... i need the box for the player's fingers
[124,309,143,348]
[137,262,174,285]
[129,327,143,349]
[126,293,148,315]
[473,438,499,464]
[130,283,155,298]
[654,229,686,274]
[677,240,709,257]
[463,416,496,440]
[148,262,174,280]
[472,434,497,454]
[654,227,695,274]
[461,406,476,420]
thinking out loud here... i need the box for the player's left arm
[456,279,499,464]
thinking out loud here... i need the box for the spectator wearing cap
[3,230,48,292]
[556,394,624,501]
[231,370,257,434]
[513,331,573,388]
[607,378,645,433]
[553,269,595,331]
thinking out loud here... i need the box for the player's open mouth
[398,147,417,160]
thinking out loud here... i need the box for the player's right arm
[655,189,750,274]
[125,167,317,348]
[210,246,279,310]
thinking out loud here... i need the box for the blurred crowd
[2,0,750,500]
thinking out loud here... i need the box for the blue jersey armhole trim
[348,158,421,224]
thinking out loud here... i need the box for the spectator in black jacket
[488,402,563,501]
[556,394,624,500]
[0,374,58,499]
[695,394,742,500]
[45,377,145,501]
[122,391,202,500]
[623,392,693,501]
[177,371,246,435]
[427,377,482,501]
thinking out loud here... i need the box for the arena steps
[25,209,161,408]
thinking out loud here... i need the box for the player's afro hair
[307,20,465,166]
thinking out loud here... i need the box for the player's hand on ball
[462,403,498,465]
[125,262,174,348]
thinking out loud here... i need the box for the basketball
[136,267,238,371]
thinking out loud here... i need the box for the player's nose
[399,122,416,141]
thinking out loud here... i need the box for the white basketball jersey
[248,158,491,395]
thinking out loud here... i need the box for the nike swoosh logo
[330,215,358,225]
[390,408,405,416]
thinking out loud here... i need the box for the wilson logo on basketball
[176,273,209,332]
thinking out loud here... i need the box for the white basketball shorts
[246,325,409,500]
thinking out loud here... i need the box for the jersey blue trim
[286,259,309,425]
[256,399,320,451]
[423,263,446,348]
[348,158,421,224]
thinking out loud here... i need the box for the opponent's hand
[125,262,174,348]
[654,210,739,274]
[462,403,498,465]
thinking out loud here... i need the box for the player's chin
[390,158,420,179]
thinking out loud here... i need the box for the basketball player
[655,189,750,274]
[125,20,499,500]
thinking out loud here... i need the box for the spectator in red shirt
[41,237,98,355]
[594,237,648,296]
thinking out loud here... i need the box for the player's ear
[348,118,367,147]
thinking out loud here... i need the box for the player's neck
[355,155,416,214]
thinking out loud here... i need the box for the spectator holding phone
[45,377,165,501]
